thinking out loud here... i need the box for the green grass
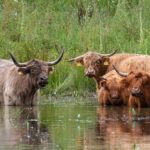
[0,0,150,95]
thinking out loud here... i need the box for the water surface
[0,97,150,150]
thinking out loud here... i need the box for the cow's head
[113,65,150,98]
[9,49,64,88]
[99,77,121,104]
[68,50,117,79]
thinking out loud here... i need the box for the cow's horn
[113,65,128,77]
[9,52,28,67]
[47,48,64,66]
[67,54,85,62]
[67,58,75,62]
[101,49,117,57]
[99,77,107,81]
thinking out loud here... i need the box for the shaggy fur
[98,70,125,106]
[119,71,150,108]
[71,52,150,90]
[0,59,52,106]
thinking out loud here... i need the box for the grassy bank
[0,0,150,95]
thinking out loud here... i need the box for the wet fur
[0,60,40,105]
[98,70,125,106]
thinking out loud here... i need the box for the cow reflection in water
[20,108,50,145]
[0,107,50,146]
[77,107,150,150]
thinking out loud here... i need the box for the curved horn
[67,58,75,62]
[101,49,117,57]
[113,65,128,77]
[99,76,107,81]
[67,54,84,62]
[47,49,64,66]
[9,52,28,67]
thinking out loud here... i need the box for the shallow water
[0,97,150,150]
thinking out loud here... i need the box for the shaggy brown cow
[98,70,126,105]
[114,66,150,108]
[0,50,64,106]
[68,50,150,90]
[68,50,118,83]
[68,50,145,79]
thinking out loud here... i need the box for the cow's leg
[32,92,38,106]
[0,92,4,105]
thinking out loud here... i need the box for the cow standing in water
[68,50,150,105]
[114,66,150,108]
[98,70,125,105]
[0,50,64,106]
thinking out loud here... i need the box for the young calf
[98,70,127,106]
[114,66,150,108]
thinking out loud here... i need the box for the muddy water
[0,98,150,150]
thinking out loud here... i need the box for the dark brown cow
[0,50,64,106]
[114,66,150,108]
[98,70,126,105]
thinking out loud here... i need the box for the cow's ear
[18,67,30,75]
[100,80,107,88]
[102,57,110,66]
[75,56,84,67]
[120,78,129,87]
[48,66,54,74]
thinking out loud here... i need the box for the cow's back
[108,54,150,73]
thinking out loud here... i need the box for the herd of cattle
[1,49,150,108]
[69,50,150,109]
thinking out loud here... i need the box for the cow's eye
[30,69,37,74]
[30,68,41,75]
[96,59,101,64]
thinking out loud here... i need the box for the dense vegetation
[0,0,150,95]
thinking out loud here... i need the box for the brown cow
[0,49,64,106]
[114,66,150,108]
[68,50,150,90]
[98,70,126,105]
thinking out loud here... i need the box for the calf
[98,70,126,105]
[114,66,150,108]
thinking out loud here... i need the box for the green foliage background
[0,0,150,95]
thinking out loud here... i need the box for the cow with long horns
[113,66,150,108]
[68,50,141,89]
[0,49,64,106]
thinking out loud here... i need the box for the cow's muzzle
[39,76,48,87]
[111,95,119,100]
[111,94,120,102]
[131,88,142,97]
[85,70,95,78]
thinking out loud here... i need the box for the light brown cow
[114,66,150,108]
[0,50,64,106]
[98,70,126,105]
[69,51,150,83]
[68,50,150,90]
